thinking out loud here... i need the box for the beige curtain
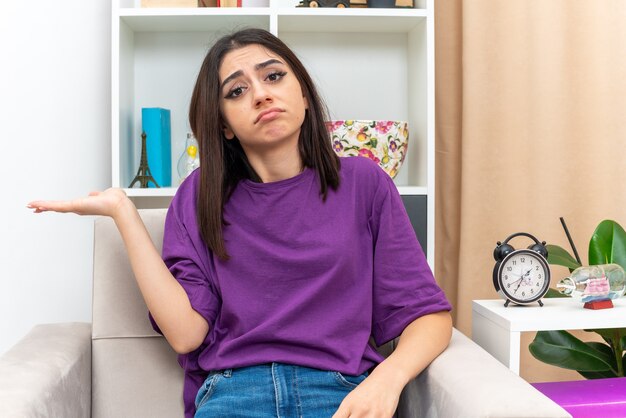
[435,0,626,382]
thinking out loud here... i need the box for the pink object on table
[584,277,610,297]
[532,378,626,417]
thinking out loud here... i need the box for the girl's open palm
[28,188,129,218]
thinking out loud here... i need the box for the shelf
[125,187,178,197]
[119,9,271,32]
[115,21,429,191]
[276,9,425,33]
[113,0,435,264]
[117,7,425,33]
[473,298,626,332]
[472,297,626,374]
[397,186,427,196]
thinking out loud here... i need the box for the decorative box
[326,120,409,179]
[141,108,172,188]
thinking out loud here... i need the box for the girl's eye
[225,85,246,99]
[266,71,287,82]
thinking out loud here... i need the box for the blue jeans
[194,363,368,417]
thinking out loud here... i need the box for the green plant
[529,219,626,378]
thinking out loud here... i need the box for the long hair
[188,28,340,260]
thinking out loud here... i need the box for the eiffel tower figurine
[129,131,160,188]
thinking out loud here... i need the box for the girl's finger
[27,203,47,212]
[28,200,72,213]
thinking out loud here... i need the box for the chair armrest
[396,328,572,418]
[0,322,91,418]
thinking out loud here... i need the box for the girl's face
[218,44,308,159]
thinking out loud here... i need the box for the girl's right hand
[27,188,130,219]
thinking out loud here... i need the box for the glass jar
[556,264,626,302]
[177,133,199,184]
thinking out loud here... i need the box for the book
[141,108,172,188]
[141,0,198,7]
[217,0,241,6]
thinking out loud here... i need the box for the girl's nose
[253,84,273,107]
[256,96,272,107]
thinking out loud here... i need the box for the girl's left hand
[331,372,401,418]
[333,311,452,417]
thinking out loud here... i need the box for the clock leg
[504,300,510,307]
[538,300,544,307]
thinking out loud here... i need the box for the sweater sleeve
[369,169,451,346]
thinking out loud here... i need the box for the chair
[0,209,571,417]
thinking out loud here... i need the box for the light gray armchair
[0,209,571,418]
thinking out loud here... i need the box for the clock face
[497,249,550,304]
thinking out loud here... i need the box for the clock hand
[522,268,533,284]
[513,269,532,293]
[513,268,526,284]
[517,268,531,283]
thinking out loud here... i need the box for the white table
[472,298,626,375]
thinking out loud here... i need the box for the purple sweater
[152,156,450,418]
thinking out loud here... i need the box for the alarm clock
[493,232,551,307]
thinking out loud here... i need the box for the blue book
[141,108,171,188]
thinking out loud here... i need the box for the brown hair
[188,28,340,260]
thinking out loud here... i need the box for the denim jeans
[194,363,368,418]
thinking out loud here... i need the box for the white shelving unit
[111,0,435,265]
[472,298,626,375]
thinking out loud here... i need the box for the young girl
[29,28,452,418]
